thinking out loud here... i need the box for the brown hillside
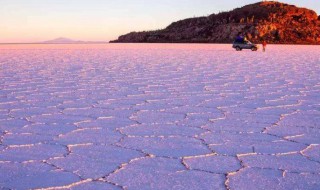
[111,1,320,44]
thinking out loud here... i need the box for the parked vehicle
[232,41,258,51]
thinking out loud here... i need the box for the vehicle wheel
[251,47,257,51]
[236,47,241,51]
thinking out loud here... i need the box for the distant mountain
[42,37,106,44]
[42,37,80,44]
[111,1,320,44]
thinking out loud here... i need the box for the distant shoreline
[108,42,320,45]
[0,42,319,46]
[0,42,107,45]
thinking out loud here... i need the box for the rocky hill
[110,1,320,44]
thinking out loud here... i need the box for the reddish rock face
[111,2,320,44]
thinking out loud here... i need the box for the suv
[233,41,258,51]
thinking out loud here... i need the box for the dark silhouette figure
[235,32,245,43]
[262,41,267,52]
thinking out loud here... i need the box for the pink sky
[0,0,319,43]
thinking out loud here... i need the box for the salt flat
[0,44,319,190]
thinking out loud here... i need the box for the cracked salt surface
[0,162,80,189]
[48,145,144,179]
[228,167,320,190]
[0,44,319,189]
[107,157,225,190]
[70,181,122,190]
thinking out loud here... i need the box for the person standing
[262,41,267,52]
[235,32,244,43]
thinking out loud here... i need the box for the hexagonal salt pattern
[0,44,319,189]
